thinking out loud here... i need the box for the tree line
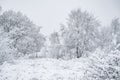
[0,6,120,62]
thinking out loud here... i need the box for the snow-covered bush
[83,49,120,80]
[47,45,61,59]
[0,52,14,65]
[47,44,77,59]
[28,52,46,59]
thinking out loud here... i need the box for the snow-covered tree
[49,32,60,45]
[0,6,2,14]
[0,9,45,61]
[48,32,61,58]
[61,9,100,58]
[99,27,114,51]
[99,18,120,52]
[111,18,120,46]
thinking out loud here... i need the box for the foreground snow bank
[1,49,120,80]
[0,58,89,80]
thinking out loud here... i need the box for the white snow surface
[0,58,89,80]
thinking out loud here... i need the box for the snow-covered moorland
[0,49,120,80]
[0,58,89,80]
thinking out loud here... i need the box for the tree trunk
[76,46,80,58]
[76,29,80,58]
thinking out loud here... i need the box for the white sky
[0,0,120,35]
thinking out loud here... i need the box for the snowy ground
[0,58,89,80]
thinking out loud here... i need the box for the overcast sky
[0,0,120,35]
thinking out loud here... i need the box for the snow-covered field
[0,58,89,80]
